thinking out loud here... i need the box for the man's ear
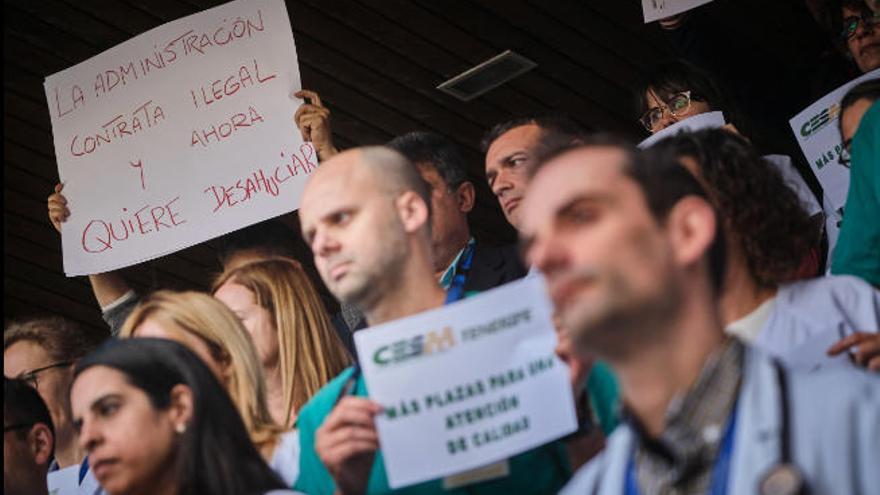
[29,423,54,466]
[167,384,194,432]
[455,181,476,214]
[396,191,430,234]
[666,196,718,270]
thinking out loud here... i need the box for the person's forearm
[87,271,133,308]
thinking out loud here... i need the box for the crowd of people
[6,1,880,494]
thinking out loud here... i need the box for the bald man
[294,147,570,495]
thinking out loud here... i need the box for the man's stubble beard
[336,217,410,313]
[567,268,683,361]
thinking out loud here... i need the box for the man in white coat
[519,136,879,494]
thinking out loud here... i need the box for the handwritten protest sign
[789,69,880,211]
[642,0,715,23]
[637,110,725,148]
[354,276,577,488]
[44,0,312,276]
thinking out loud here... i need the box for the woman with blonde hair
[213,257,350,428]
[118,290,299,486]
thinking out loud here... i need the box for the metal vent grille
[437,50,537,101]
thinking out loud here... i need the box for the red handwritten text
[130,159,146,190]
[190,105,264,148]
[81,196,186,254]
[70,100,165,158]
[190,58,276,109]
[53,85,85,119]
[93,61,141,99]
[92,10,266,100]
[203,144,318,213]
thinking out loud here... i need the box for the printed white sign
[638,110,725,149]
[642,0,715,23]
[822,194,844,274]
[44,0,314,276]
[763,155,822,217]
[355,276,577,488]
[789,69,880,211]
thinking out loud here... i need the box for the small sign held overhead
[437,50,536,101]
[641,0,715,23]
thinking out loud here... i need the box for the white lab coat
[560,346,880,494]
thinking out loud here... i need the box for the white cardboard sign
[789,69,880,211]
[642,0,715,23]
[44,0,314,276]
[354,276,577,488]
[637,110,725,149]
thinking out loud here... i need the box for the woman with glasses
[635,59,744,136]
[636,60,832,279]
[836,0,880,74]
[69,337,300,495]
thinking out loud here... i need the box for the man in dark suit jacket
[388,131,527,295]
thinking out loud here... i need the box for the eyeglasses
[840,11,880,40]
[839,138,853,168]
[17,361,73,389]
[640,91,693,132]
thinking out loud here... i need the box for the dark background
[3,0,846,335]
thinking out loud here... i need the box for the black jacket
[463,241,528,294]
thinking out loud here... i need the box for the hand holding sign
[355,276,576,488]
[294,89,338,161]
[641,0,714,24]
[316,396,382,494]
[44,0,315,276]
[48,183,69,233]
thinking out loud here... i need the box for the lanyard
[79,456,90,484]
[444,242,476,305]
[624,402,739,495]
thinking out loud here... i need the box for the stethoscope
[625,360,809,495]
[756,361,809,495]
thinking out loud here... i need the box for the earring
[175,423,186,434]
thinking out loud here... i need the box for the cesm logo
[799,102,841,138]
[373,327,456,367]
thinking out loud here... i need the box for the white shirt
[270,430,301,488]
[46,459,103,495]
[728,275,879,370]
[726,297,776,343]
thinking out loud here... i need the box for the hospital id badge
[442,460,510,490]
